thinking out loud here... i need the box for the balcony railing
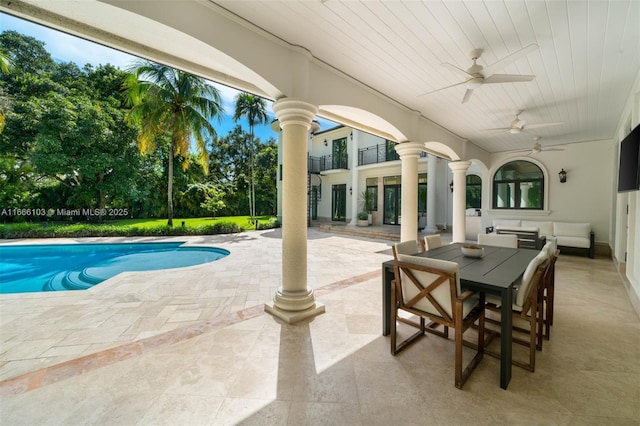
[308,154,348,173]
[358,144,427,166]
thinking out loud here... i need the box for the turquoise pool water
[0,242,229,294]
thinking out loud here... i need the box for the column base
[265,289,325,324]
[422,226,439,235]
[265,301,326,324]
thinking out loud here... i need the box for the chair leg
[390,282,398,355]
[536,300,544,351]
[390,281,426,355]
[544,274,555,339]
[528,311,536,372]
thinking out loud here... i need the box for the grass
[0,216,280,239]
[112,216,273,229]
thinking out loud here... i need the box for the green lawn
[0,216,279,239]
[112,215,275,229]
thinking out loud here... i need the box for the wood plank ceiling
[214,0,640,153]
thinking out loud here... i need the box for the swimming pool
[0,242,229,294]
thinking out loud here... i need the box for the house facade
[275,124,466,232]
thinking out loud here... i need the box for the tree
[32,72,140,214]
[123,61,223,226]
[233,92,268,221]
[0,46,11,133]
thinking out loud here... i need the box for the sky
[1,12,336,142]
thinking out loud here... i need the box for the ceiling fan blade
[419,80,467,96]
[542,148,565,151]
[462,88,474,103]
[482,43,538,77]
[441,62,473,77]
[481,127,511,132]
[483,74,536,84]
[524,122,564,129]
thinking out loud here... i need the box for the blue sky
[1,12,336,142]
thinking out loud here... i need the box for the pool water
[0,242,229,294]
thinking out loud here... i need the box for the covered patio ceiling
[2,0,639,154]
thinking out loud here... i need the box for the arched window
[493,160,544,210]
[466,174,482,209]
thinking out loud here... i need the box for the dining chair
[484,249,550,372]
[422,234,443,251]
[542,248,560,341]
[392,240,421,260]
[391,248,485,389]
[477,233,518,248]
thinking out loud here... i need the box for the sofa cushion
[493,219,521,228]
[553,222,590,239]
[556,236,591,249]
[522,220,554,236]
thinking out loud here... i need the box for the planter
[357,219,369,227]
[368,213,373,225]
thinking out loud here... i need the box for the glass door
[383,184,401,225]
[331,184,346,222]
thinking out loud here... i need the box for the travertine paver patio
[1,228,639,425]
[0,228,393,382]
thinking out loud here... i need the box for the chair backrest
[515,249,549,307]
[520,260,548,315]
[395,253,460,319]
[477,233,518,248]
[423,234,443,251]
[392,240,421,260]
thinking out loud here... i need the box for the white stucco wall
[484,139,615,244]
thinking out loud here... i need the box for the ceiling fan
[483,111,564,134]
[423,44,538,103]
[512,137,564,155]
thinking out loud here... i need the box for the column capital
[448,160,472,172]
[394,141,424,159]
[272,98,318,129]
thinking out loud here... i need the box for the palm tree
[123,60,223,226]
[0,47,12,133]
[233,92,268,221]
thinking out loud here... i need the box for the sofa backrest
[553,222,591,239]
[522,220,554,236]
[493,219,521,228]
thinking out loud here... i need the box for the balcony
[308,154,348,173]
[358,144,426,166]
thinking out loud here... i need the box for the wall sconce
[349,187,352,196]
[558,168,567,183]
[449,181,454,192]
[324,139,328,146]
[350,131,353,140]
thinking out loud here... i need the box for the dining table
[382,242,539,390]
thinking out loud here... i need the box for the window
[466,174,481,209]
[418,173,427,214]
[385,140,399,161]
[493,161,544,210]
[332,137,348,169]
[365,177,378,211]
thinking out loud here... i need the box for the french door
[331,184,346,222]
[383,184,401,225]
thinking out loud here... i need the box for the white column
[395,142,424,242]
[350,130,359,225]
[449,161,471,243]
[424,154,438,234]
[271,119,283,224]
[267,98,325,323]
